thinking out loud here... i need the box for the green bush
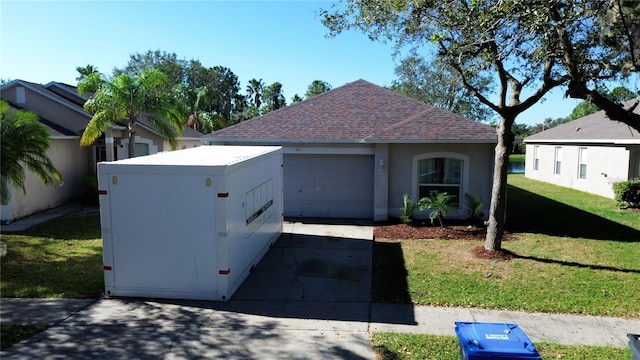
[465,193,484,221]
[83,175,99,205]
[400,193,419,224]
[418,192,457,228]
[613,180,640,209]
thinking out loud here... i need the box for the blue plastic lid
[455,322,541,358]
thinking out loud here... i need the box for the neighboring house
[0,80,204,222]
[204,79,497,221]
[524,99,640,199]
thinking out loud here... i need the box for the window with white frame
[418,157,462,201]
[533,145,540,171]
[554,146,562,175]
[578,147,588,179]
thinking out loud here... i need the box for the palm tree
[419,192,457,228]
[246,78,264,109]
[78,68,184,158]
[0,100,62,204]
[263,82,286,113]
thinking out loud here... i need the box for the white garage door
[284,154,374,219]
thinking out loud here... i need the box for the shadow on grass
[16,213,101,240]
[504,250,640,274]
[371,240,412,304]
[506,185,640,242]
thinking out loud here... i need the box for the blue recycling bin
[455,322,542,359]
[629,334,640,360]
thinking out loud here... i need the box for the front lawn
[373,175,640,318]
[0,212,103,298]
[371,333,632,360]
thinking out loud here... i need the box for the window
[554,146,562,175]
[578,147,587,179]
[418,157,462,201]
[533,146,540,171]
[134,143,149,157]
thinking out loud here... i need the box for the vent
[16,87,26,103]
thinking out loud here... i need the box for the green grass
[509,154,525,164]
[373,175,640,318]
[371,333,632,360]
[0,213,104,298]
[0,324,49,350]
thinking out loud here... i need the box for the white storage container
[97,146,283,301]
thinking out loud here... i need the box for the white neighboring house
[524,99,640,199]
[0,80,204,222]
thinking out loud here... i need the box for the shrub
[613,180,640,209]
[83,175,99,205]
[465,193,484,221]
[418,192,457,228]
[400,193,419,224]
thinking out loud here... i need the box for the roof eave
[524,138,640,145]
[51,135,80,140]
[204,138,369,144]
[366,138,497,144]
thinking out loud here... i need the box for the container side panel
[224,150,284,295]
[108,173,217,294]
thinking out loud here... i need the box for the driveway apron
[1,220,376,360]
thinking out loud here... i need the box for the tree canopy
[390,55,494,122]
[305,80,332,98]
[107,51,299,128]
[322,0,640,251]
[78,68,184,158]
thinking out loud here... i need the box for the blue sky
[3,0,633,126]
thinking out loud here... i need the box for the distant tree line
[76,50,332,134]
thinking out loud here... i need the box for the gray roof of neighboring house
[525,99,640,144]
[5,101,77,138]
[2,79,204,140]
[205,79,497,144]
[44,82,87,107]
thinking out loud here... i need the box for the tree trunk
[127,126,136,159]
[484,116,515,251]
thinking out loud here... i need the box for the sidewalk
[1,297,638,359]
[1,202,98,233]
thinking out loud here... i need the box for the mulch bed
[374,220,514,260]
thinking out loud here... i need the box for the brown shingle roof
[525,99,640,143]
[205,79,496,143]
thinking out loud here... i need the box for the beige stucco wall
[525,144,633,199]
[3,84,89,134]
[387,143,495,219]
[1,138,90,221]
[112,128,202,159]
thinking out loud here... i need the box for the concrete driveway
[1,220,378,360]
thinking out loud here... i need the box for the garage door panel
[284,155,374,219]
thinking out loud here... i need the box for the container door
[108,174,217,293]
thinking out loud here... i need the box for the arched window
[413,152,469,205]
